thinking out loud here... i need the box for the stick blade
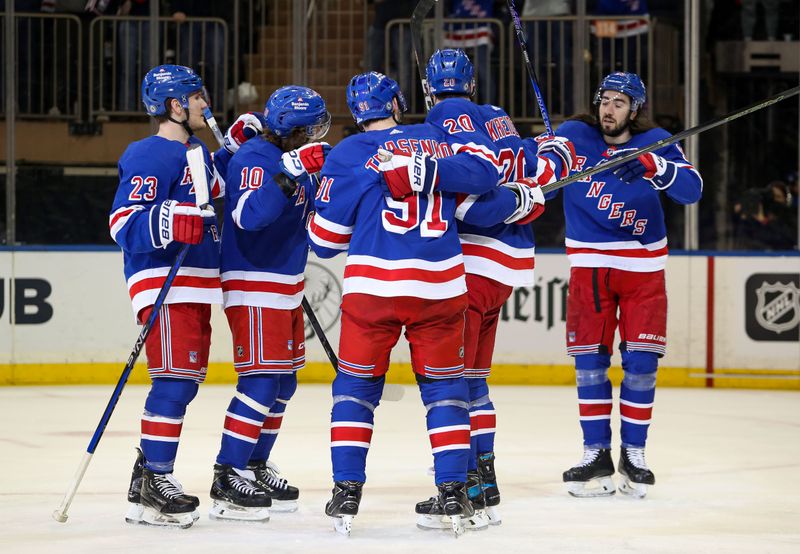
[186,144,210,208]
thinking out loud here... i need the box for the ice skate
[125,447,200,526]
[415,488,488,532]
[477,452,502,525]
[247,460,299,513]
[325,481,363,536]
[563,447,616,498]
[208,464,271,522]
[618,447,655,498]
[436,481,475,537]
[135,467,199,528]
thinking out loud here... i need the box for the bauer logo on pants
[745,273,800,341]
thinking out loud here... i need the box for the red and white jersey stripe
[565,237,668,272]
[342,254,467,300]
[221,270,305,310]
[308,213,352,251]
[469,409,496,437]
[620,399,653,425]
[222,411,263,444]
[109,205,145,243]
[459,233,535,287]
[127,266,222,317]
[578,399,613,422]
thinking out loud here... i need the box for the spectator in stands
[741,0,779,41]
[444,0,496,105]
[115,0,152,112]
[170,1,227,111]
[522,0,573,116]
[365,1,414,109]
[732,184,796,250]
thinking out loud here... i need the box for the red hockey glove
[536,135,577,178]
[377,148,439,199]
[223,112,267,154]
[503,177,546,225]
[155,201,215,247]
[280,142,331,179]
[613,152,678,191]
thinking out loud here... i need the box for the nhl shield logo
[745,273,800,342]
[754,281,800,334]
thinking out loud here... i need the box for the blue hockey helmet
[346,71,407,126]
[264,86,331,140]
[594,72,647,112]
[141,64,205,116]
[426,49,475,96]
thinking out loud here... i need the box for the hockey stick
[203,117,405,401]
[202,107,226,148]
[507,0,554,135]
[541,84,800,195]
[411,0,438,112]
[52,147,211,523]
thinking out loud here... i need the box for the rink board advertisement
[0,249,798,388]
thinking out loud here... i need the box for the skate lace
[260,460,289,491]
[229,473,264,496]
[153,473,185,500]
[577,448,601,467]
[626,447,649,469]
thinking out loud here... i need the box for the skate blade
[415,514,449,530]
[485,505,502,526]
[566,476,616,498]
[465,509,490,530]
[618,479,648,498]
[139,506,195,528]
[208,500,270,522]
[331,514,354,536]
[269,499,299,513]
[449,514,466,538]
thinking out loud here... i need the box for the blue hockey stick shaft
[507,0,554,135]
[53,242,190,523]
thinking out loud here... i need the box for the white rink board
[0,250,798,371]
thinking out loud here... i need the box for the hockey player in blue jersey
[309,72,542,536]
[210,86,330,521]
[110,65,223,528]
[412,48,576,527]
[524,72,702,498]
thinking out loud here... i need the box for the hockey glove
[536,135,577,178]
[273,172,299,199]
[377,148,439,199]
[503,178,546,225]
[279,142,331,180]
[223,112,268,154]
[613,152,678,191]
[154,200,215,248]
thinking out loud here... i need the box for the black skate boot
[324,481,363,536]
[618,447,655,498]
[139,467,199,528]
[247,460,299,513]
[563,447,616,498]
[477,452,502,525]
[437,481,475,537]
[209,464,271,522]
[415,478,488,533]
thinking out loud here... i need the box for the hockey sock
[250,373,297,462]
[619,350,658,448]
[330,372,384,483]
[216,375,279,469]
[574,354,612,449]
[418,376,471,484]
[141,378,198,473]
[466,377,495,471]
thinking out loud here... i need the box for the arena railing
[0,13,82,119]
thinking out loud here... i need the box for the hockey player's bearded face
[598,91,636,138]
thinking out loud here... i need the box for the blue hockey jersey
[308,123,510,300]
[525,120,702,272]
[110,135,223,317]
[427,98,563,287]
[221,137,314,310]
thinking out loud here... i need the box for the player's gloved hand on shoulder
[223,112,267,154]
[377,148,439,199]
[503,177,546,225]
[279,142,331,180]
[536,135,577,177]
[613,152,678,191]
[155,200,215,247]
